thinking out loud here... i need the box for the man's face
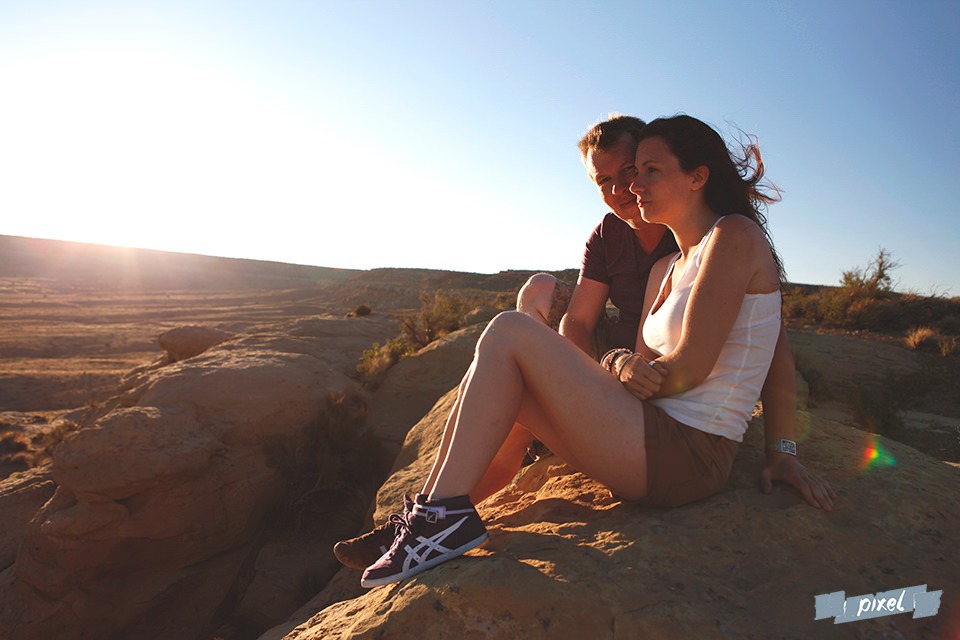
[584,133,642,227]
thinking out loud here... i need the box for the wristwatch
[771,438,797,456]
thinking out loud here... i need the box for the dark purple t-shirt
[580,213,679,350]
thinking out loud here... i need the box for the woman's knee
[478,310,537,352]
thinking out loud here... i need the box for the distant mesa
[0,235,360,291]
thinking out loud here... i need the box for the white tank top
[641,218,781,441]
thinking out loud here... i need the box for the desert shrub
[784,250,960,335]
[0,420,80,474]
[853,297,911,332]
[264,392,392,534]
[819,249,899,329]
[906,326,938,350]
[356,337,414,389]
[348,304,372,317]
[841,247,899,294]
[399,290,480,350]
[781,287,823,322]
[0,431,30,455]
[34,420,80,458]
[939,335,958,357]
[815,286,864,328]
[0,431,36,471]
[355,290,496,388]
[933,314,960,337]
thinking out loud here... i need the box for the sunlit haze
[1,1,958,293]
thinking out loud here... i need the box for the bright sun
[0,48,332,257]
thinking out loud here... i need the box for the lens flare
[860,434,897,474]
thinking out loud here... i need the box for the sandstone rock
[226,530,346,635]
[366,323,484,452]
[254,546,368,640]
[270,314,400,377]
[279,389,960,640]
[157,325,234,362]
[463,306,500,326]
[0,335,365,640]
[0,467,56,570]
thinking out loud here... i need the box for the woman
[360,115,835,588]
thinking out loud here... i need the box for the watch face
[779,439,797,455]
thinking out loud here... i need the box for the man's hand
[760,454,836,511]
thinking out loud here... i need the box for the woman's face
[629,136,702,225]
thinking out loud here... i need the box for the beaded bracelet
[601,348,631,373]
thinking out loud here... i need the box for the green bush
[399,290,480,350]
[356,337,414,389]
[782,249,960,335]
[840,247,899,294]
[355,290,488,388]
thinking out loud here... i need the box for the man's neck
[632,222,668,254]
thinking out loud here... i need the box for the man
[334,115,834,571]
[517,115,678,356]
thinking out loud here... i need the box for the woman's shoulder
[715,213,762,233]
[709,216,779,291]
[711,215,768,249]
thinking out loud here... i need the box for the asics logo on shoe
[401,516,468,571]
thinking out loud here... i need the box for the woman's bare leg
[468,422,533,503]
[428,311,649,502]
[420,363,534,502]
[420,276,574,504]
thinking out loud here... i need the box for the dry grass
[939,335,958,357]
[0,418,80,476]
[356,337,413,389]
[906,326,938,350]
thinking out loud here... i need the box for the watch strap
[772,438,797,456]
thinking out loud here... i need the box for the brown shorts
[545,277,737,506]
[637,402,740,508]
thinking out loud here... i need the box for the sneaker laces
[388,511,411,535]
[383,511,415,557]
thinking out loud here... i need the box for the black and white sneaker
[360,494,488,588]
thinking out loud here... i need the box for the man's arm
[559,276,609,356]
[759,324,836,511]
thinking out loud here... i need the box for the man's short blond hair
[577,114,647,160]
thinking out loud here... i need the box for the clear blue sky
[1,0,958,293]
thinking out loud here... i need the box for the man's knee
[517,273,559,321]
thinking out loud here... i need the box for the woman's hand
[760,455,836,511]
[617,355,668,400]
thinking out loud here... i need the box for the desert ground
[1,235,958,473]
[2,236,959,639]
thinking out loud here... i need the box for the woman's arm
[759,325,837,510]
[650,216,774,398]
